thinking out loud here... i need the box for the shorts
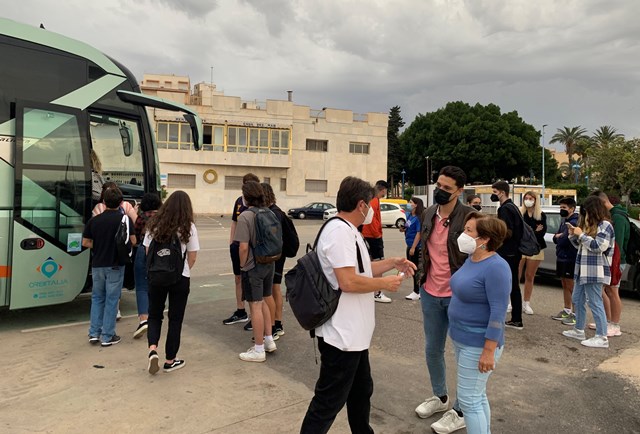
[273,255,286,285]
[556,261,575,279]
[229,242,241,276]
[365,237,384,260]
[241,263,275,302]
[524,251,544,261]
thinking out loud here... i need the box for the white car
[323,202,407,228]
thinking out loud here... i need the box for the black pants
[406,246,420,293]
[301,338,374,434]
[502,254,523,322]
[147,276,190,360]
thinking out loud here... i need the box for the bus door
[11,101,91,309]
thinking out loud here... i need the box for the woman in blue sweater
[400,197,424,300]
[448,212,511,434]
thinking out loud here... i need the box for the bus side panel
[9,223,89,309]
[0,158,14,307]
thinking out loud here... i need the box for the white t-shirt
[315,218,374,352]
[143,223,200,278]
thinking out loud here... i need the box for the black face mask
[490,193,500,202]
[560,209,569,218]
[472,204,482,211]
[434,188,453,205]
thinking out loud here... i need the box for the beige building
[140,74,388,214]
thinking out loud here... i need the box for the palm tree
[592,125,624,147]
[550,126,588,180]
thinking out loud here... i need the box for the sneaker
[581,335,609,348]
[89,336,100,345]
[405,292,420,301]
[415,396,448,419]
[606,325,617,337]
[101,335,121,347]
[223,310,249,325]
[148,350,160,375]
[265,339,277,353]
[561,313,576,326]
[430,409,466,434]
[133,321,148,339]
[374,292,392,303]
[274,325,285,337]
[244,320,253,331]
[163,359,186,372]
[116,310,122,321]
[506,303,512,313]
[588,322,596,330]
[505,321,524,330]
[239,347,266,362]
[562,328,586,341]
[552,310,571,321]
[252,334,279,342]
[523,302,534,315]
[611,324,622,337]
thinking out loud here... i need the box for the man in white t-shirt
[300,176,416,434]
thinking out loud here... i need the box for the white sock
[264,335,274,343]
[564,308,572,314]
[254,344,265,353]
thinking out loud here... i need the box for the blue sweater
[448,255,511,348]
[404,213,421,247]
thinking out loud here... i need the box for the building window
[263,177,271,185]
[280,178,287,191]
[271,130,290,155]
[203,125,224,151]
[225,175,243,190]
[167,173,196,188]
[227,127,247,153]
[157,122,192,150]
[305,179,328,193]
[248,128,270,154]
[349,142,370,154]
[306,139,328,152]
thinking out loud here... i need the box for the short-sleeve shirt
[234,210,256,271]
[143,223,200,277]
[83,210,134,267]
[231,196,247,222]
[315,218,374,352]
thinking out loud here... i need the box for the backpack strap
[312,217,364,273]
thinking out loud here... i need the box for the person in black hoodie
[551,197,579,325]
[518,191,547,316]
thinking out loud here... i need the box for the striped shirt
[570,221,615,285]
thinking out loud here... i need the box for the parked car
[288,202,334,219]
[323,202,407,228]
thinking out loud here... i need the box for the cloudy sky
[3,0,640,144]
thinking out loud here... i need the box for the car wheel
[395,218,406,228]
[298,212,306,219]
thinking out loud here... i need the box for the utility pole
[541,124,548,204]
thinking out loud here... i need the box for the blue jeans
[133,247,149,316]
[89,266,125,343]
[420,290,460,411]
[572,282,607,336]
[453,340,503,434]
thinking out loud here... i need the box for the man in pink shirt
[415,166,475,434]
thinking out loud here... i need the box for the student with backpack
[143,191,199,374]
[82,187,136,347]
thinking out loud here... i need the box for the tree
[592,125,624,147]
[387,106,405,193]
[549,126,588,158]
[400,101,541,184]
[590,138,640,206]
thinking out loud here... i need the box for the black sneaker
[223,310,249,325]
[505,321,524,330]
[89,336,100,345]
[133,321,148,339]
[101,335,122,347]
[244,320,253,331]
[163,359,185,372]
[148,350,160,375]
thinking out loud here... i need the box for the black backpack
[272,205,300,258]
[146,234,186,287]
[250,207,283,264]
[285,217,364,334]
[506,203,540,256]
[115,215,133,265]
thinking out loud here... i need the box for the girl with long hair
[144,190,200,373]
[402,197,425,300]
[518,191,547,315]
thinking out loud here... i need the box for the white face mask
[361,204,374,225]
[524,199,535,208]
[457,232,479,255]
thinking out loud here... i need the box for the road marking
[21,310,169,333]
[200,283,223,287]
[219,272,234,276]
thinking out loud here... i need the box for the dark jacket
[523,210,547,250]
[554,212,579,263]
[610,205,630,264]
[418,201,475,284]
[497,199,524,257]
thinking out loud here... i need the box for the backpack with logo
[249,207,283,263]
[506,203,540,256]
[115,214,133,265]
[285,217,364,334]
[146,234,186,287]
[271,205,300,258]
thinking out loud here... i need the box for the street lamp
[541,124,548,204]
[572,163,580,184]
[401,169,406,200]
[424,156,430,206]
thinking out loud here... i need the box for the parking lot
[1,215,640,433]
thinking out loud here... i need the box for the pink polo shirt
[424,211,452,297]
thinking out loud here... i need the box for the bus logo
[37,257,62,279]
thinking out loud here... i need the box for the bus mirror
[183,114,201,151]
[119,122,133,156]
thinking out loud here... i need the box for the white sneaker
[415,396,448,419]
[611,324,622,337]
[588,322,596,330]
[116,310,122,321]
[374,292,392,303]
[430,409,466,434]
[562,328,586,341]
[581,335,609,348]
[264,339,277,353]
[506,303,512,313]
[523,302,534,315]
[239,347,266,362]
[405,292,420,301]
